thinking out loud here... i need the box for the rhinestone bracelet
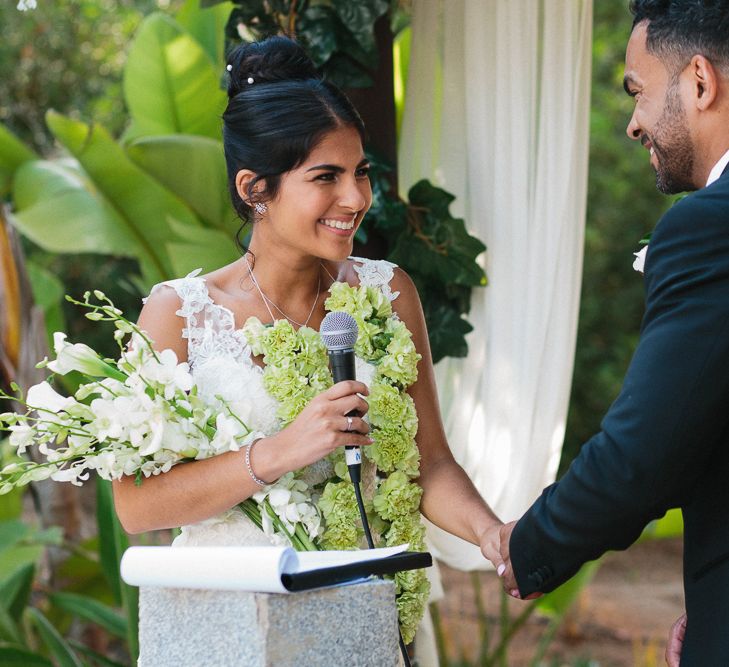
[244,438,268,487]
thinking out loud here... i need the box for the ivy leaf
[422,302,473,362]
[330,0,389,56]
[297,6,339,67]
[408,179,456,219]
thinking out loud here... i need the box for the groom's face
[624,22,697,194]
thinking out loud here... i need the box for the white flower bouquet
[0,292,309,540]
[0,292,264,491]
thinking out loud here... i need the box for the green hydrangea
[354,317,383,360]
[365,286,392,320]
[386,513,426,551]
[373,471,423,520]
[394,567,429,595]
[368,383,418,437]
[396,574,431,644]
[241,317,268,355]
[319,480,361,549]
[320,522,360,550]
[366,426,420,477]
[275,392,312,425]
[319,480,357,520]
[307,366,333,394]
[325,282,372,316]
[376,319,420,387]
[294,327,329,377]
[261,320,300,365]
[334,459,350,480]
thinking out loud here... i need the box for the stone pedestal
[137,579,399,667]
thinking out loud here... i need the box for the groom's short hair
[630,0,729,77]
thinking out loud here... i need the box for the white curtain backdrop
[399,0,593,570]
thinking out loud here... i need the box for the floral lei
[241,280,430,644]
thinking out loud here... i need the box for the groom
[495,2,729,665]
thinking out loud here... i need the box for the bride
[112,34,503,647]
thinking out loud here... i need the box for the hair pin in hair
[247,77,255,85]
[226,64,233,72]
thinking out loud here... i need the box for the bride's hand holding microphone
[251,381,372,482]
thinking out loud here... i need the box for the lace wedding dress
[145,256,441,666]
[145,257,399,548]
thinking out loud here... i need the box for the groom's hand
[496,521,519,595]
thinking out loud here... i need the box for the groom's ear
[689,54,719,111]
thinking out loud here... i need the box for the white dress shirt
[706,148,729,186]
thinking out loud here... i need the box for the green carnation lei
[242,279,428,645]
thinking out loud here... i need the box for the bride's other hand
[478,520,504,571]
[254,380,372,479]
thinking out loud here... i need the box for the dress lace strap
[143,268,212,319]
[350,256,400,302]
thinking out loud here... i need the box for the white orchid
[26,381,76,414]
[0,292,259,496]
[253,473,322,543]
[8,423,35,455]
[48,332,121,378]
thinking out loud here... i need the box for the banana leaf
[126,135,233,233]
[123,13,226,140]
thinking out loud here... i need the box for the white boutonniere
[633,246,648,273]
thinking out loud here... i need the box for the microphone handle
[328,348,361,479]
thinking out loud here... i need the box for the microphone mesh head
[320,311,359,351]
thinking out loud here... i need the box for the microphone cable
[348,453,411,667]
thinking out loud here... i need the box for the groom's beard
[647,84,695,195]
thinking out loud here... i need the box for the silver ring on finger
[345,415,353,432]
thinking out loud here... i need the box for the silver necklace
[244,256,322,328]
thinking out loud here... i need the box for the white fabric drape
[399,0,593,570]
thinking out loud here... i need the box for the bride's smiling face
[247,124,372,261]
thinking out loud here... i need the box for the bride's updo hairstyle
[223,36,366,228]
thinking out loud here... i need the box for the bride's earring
[254,202,267,215]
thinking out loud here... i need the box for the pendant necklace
[244,256,322,328]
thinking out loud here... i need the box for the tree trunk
[0,206,94,546]
[347,13,397,261]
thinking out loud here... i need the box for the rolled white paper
[121,546,296,593]
[120,544,409,593]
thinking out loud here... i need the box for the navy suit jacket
[510,166,729,665]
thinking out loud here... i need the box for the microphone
[320,311,361,483]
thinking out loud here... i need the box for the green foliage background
[0,0,184,360]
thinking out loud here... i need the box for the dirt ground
[435,537,684,666]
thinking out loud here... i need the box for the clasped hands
[479,520,541,600]
[480,521,687,666]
